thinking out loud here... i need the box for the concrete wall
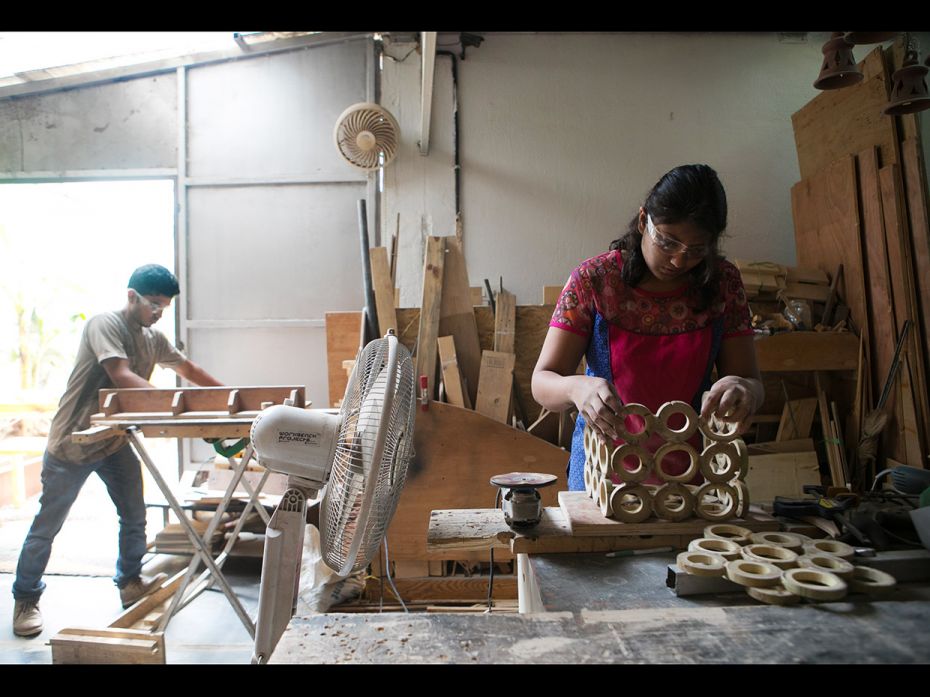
[382,32,830,306]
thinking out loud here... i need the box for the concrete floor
[0,474,264,664]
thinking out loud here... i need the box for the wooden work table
[271,549,930,664]
[271,498,930,664]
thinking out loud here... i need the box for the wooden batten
[438,236,483,406]
[437,335,469,409]
[370,246,399,336]
[416,236,445,398]
[776,398,818,441]
[97,386,306,415]
[475,350,515,423]
[493,289,517,355]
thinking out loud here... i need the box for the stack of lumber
[153,519,223,556]
[790,38,930,480]
[734,260,843,331]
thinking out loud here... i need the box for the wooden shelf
[754,331,859,372]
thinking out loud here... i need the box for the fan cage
[319,336,415,575]
[335,105,399,170]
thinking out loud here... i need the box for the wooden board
[475,350,515,423]
[493,289,517,355]
[51,627,165,664]
[557,491,779,538]
[747,438,816,455]
[775,397,818,441]
[792,47,899,181]
[428,507,693,556]
[384,402,569,561]
[437,335,469,408]
[438,236,483,406]
[745,450,822,502]
[858,146,897,406]
[96,386,305,414]
[543,285,563,305]
[791,154,869,338]
[369,246,398,337]
[416,236,445,397]
[753,331,859,372]
[325,311,363,408]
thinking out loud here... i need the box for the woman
[532,164,763,490]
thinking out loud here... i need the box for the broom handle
[877,320,912,410]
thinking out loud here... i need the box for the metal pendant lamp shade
[844,31,899,45]
[814,32,864,90]
[884,50,930,115]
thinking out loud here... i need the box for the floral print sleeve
[720,260,753,338]
[550,264,595,338]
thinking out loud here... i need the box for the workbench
[269,490,930,664]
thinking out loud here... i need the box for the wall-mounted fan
[249,331,415,663]
[333,102,400,170]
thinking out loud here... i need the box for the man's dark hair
[609,164,728,311]
[128,264,180,297]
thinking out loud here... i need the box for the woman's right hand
[573,376,623,442]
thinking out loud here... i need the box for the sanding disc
[490,472,558,489]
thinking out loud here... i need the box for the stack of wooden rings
[582,400,749,523]
[675,525,898,604]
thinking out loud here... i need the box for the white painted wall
[382,32,831,305]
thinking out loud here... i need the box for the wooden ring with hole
[609,484,653,523]
[803,539,855,560]
[703,523,753,545]
[782,567,848,601]
[583,424,594,461]
[741,543,799,569]
[732,479,750,519]
[598,478,615,518]
[615,403,655,443]
[688,537,742,560]
[654,442,700,483]
[796,553,855,580]
[699,412,741,442]
[725,559,783,587]
[583,462,594,497]
[746,584,801,606]
[750,531,807,552]
[596,437,611,476]
[610,443,653,483]
[694,482,738,521]
[655,401,699,442]
[849,565,897,595]
[677,551,727,577]
[652,482,695,521]
[699,441,742,483]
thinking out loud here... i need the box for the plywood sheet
[745,451,822,502]
[325,311,362,408]
[792,47,899,180]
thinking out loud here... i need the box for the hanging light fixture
[844,32,899,45]
[815,32,863,90]
[884,34,930,115]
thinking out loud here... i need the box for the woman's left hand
[700,376,761,435]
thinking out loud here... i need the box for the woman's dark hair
[609,164,727,311]
[128,264,180,298]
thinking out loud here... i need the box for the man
[12,264,222,638]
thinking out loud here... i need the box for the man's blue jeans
[12,444,147,601]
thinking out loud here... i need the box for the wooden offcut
[416,236,445,397]
[369,246,399,336]
[325,311,363,408]
[438,236,483,406]
[745,450,822,502]
[51,627,165,664]
[436,335,470,409]
[776,398,818,441]
[475,350,516,423]
[493,289,517,355]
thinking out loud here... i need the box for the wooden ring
[616,403,655,443]
[749,531,807,552]
[677,551,727,577]
[703,523,753,545]
[652,483,695,521]
[610,444,653,483]
[732,479,751,519]
[803,539,855,561]
[782,567,848,601]
[654,442,700,483]
[699,441,742,483]
[596,438,611,476]
[796,553,855,580]
[655,401,699,442]
[741,543,799,570]
[598,479,615,518]
[609,484,653,523]
[688,537,742,560]
[583,462,594,496]
[725,559,783,588]
[732,439,749,480]
[699,412,741,442]
[583,424,594,461]
[849,565,897,595]
[746,584,801,606]
[694,482,739,521]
